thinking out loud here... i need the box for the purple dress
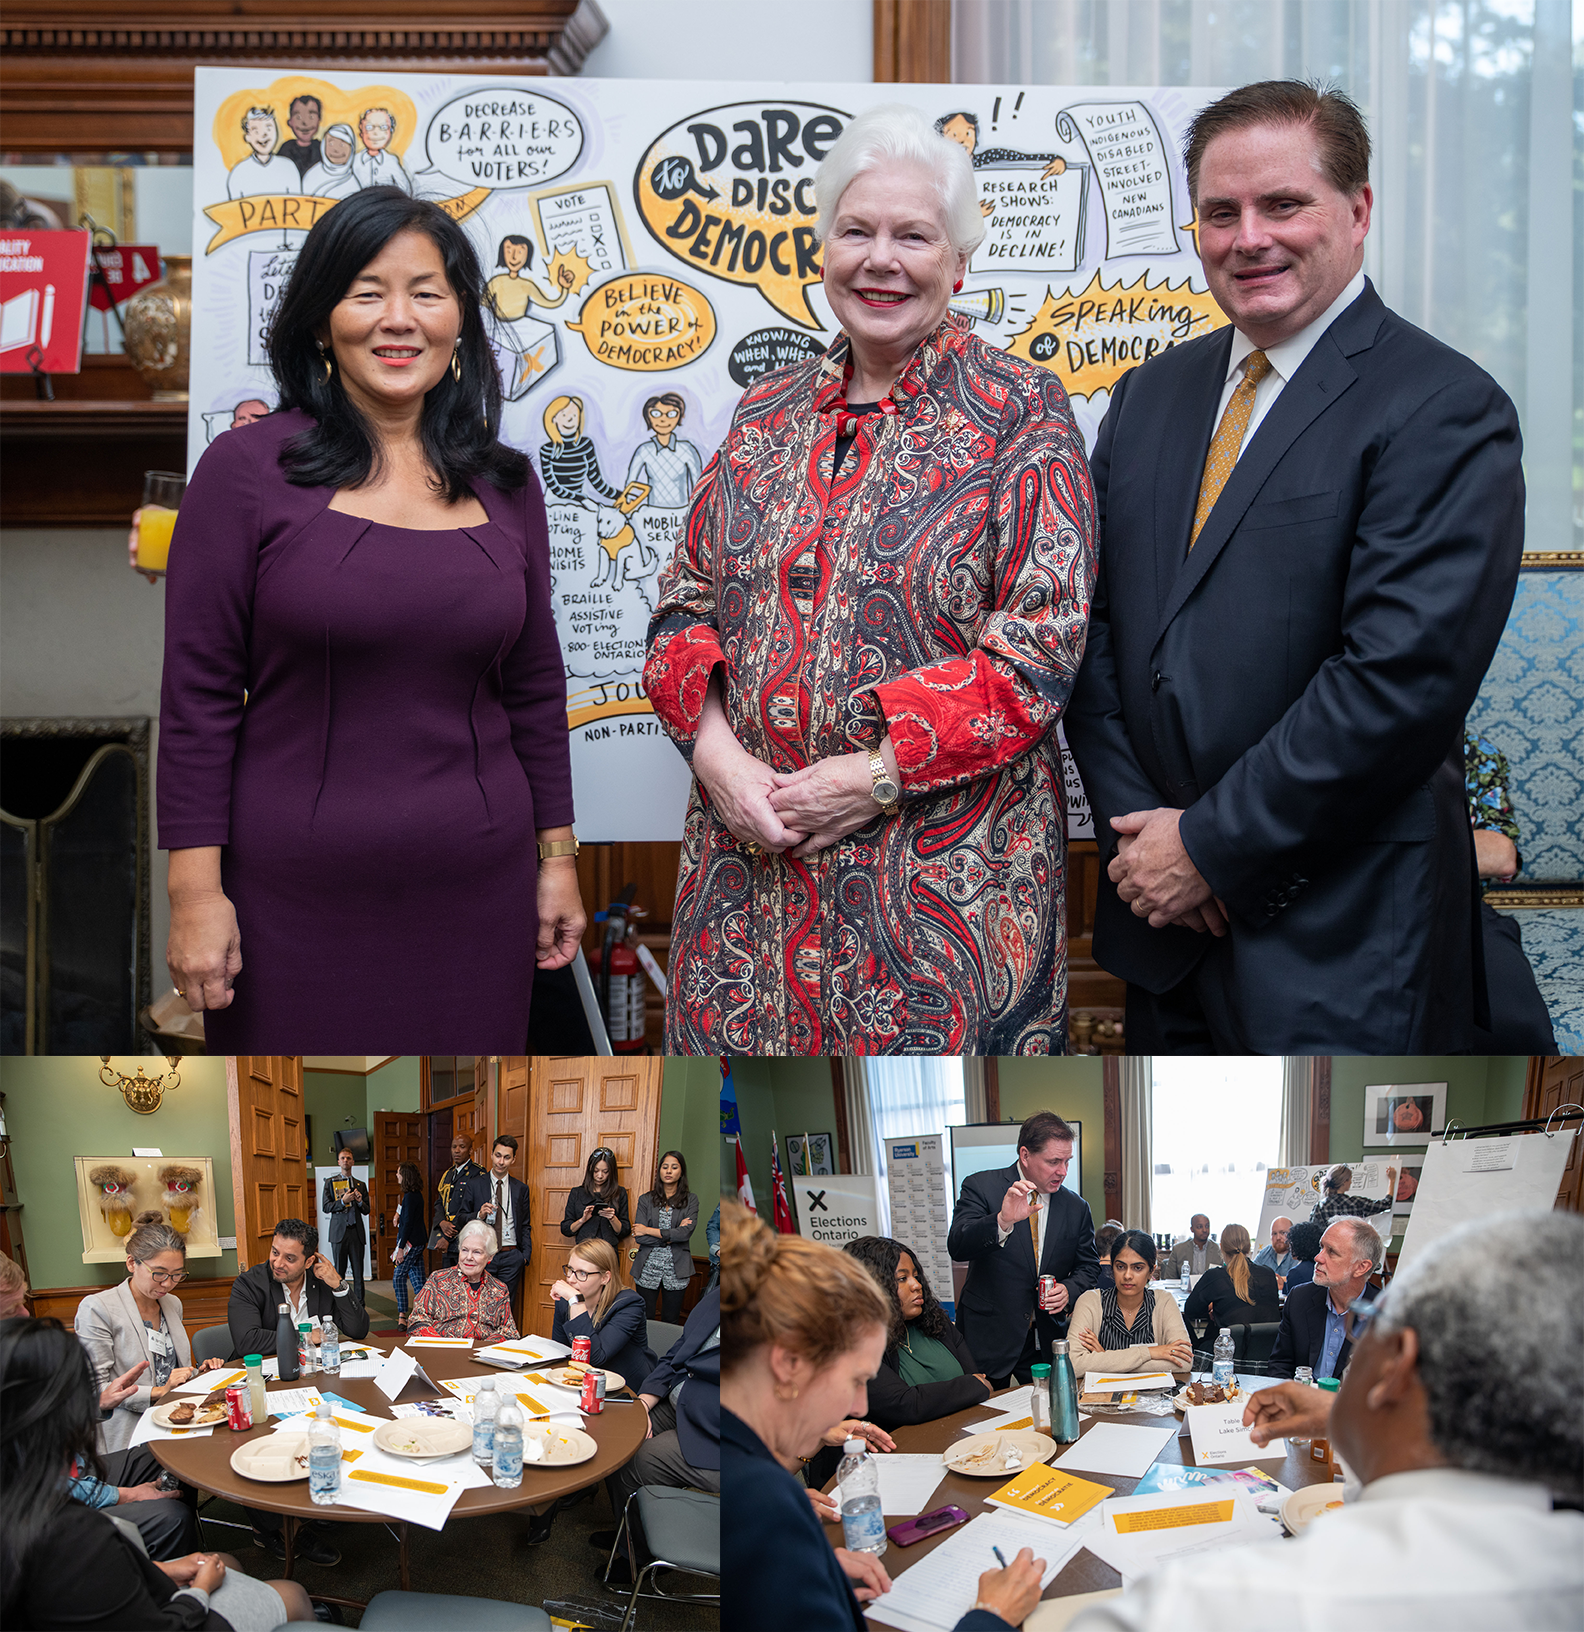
[158,410,573,1050]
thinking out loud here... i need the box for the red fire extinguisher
[594,887,646,1053]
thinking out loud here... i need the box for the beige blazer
[1067,1287,1190,1377]
[75,1279,192,1452]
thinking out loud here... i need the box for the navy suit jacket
[321,1173,368,1245]
[1064,280,1523,1050]
[639,1286,720,1471]
[1267,1280,1377,1379]
[946,1162,1099,1378]
[458,1171,532,1263]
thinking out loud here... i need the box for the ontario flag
[734,1134,756,1214]
[770,1134,796,1234]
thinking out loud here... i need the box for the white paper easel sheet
[1051,1422,1175,1478]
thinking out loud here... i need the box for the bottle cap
[1051,1339,1070,1354]
[315,1398,332,1417]
[298,1322,312,1332]
[244,1355,262,1366]
[1030,1363,1051,1377]
[844,1437,865,1454]
[1318,1377,1340,1392]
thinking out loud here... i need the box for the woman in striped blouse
[539,395,622,502]
[1066,1230,1194,1378]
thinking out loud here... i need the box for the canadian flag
[734,1135,756,1214]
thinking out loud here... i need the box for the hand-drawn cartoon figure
[230,398,271,428]
[302,124,362,199]
[484,234,574,321]
[586,486,658,590]
[539,395,621,502]
[277,95,323,180]
[935,110,1065,215]
[228,107,304,200]
[351,107,412,195]
[624,392,703,509]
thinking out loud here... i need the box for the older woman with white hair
[646,103,1095,1054]
[407,1219,518,1341]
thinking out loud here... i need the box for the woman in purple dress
[159,188,585,1049]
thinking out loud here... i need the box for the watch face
[874,777,899,805]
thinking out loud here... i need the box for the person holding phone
[561,1147,630,1253]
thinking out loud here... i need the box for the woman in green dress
[843,1236,991,1429]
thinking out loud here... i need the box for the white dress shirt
[227,154,302,201]
[1215,267,1367,462]
[492,1176,517,1249]
[352,149,413,195]
[1067,1466,1583,1632]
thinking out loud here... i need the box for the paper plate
[1281,1483,1346,1535]
[372,1418,473,1459]
[1173,1382,1243,1415]
[151,1398,229,1429]
[521,1423,598,1467]
[944,1430,1056,1477]
[548,1365,627,1393]
[231,1432,311,1482]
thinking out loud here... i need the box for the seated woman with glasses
[73,1215,227,1454]
[550,1239,656,1393]
[408,1220,519,1342]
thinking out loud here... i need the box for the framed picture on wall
[785,1132,834,1177]
[1362,1083,1447,1148]
[1389,1158,1425,1217]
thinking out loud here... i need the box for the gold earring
[451,344,462,382]
[317,341,332,381]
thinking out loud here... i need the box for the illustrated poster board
[789,1170,880,1249]
[1255,1160,1392,1250]
[314,1164,373,1281]
[75,1155,221,1263]
[188,73,1229,840]
[884,1132,955,1315]
[1395,1131,1577,1277]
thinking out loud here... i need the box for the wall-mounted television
[333,1127,371,1163]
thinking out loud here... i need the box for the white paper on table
[330,1448,469,1530]
[374,1347,419,1401]
[327,1359,384,1380]
[1080,1373,1174,1394]
[388,1400,470,1424]
[983,1384,1036,1417]
[127,1409,218,1449]
[1081,1489,1273,1578]
[1184,1401,1268,1466]
[1051,1422,1175,1478]
[475,1335,573,1365]
[962,1409,1089,1434]
[866,1509,1090,1632]
[271,1405,385,1439]
[404,1335,474,1349]
[262,1388,324,1420]
[830,1454,947,1517]
[1025,1588,1124,1632]
[173,1366,249,1395]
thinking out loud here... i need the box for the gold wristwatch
[537,836,580,861]
[868,753,900,815]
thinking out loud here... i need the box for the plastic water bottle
[244,1354,268,1429]
[1290,1367,1314,1447]
[472,1378,498,1469]
[492,1394,524,1488]
[1048,1339,1080,1444]
[1213,1328,1235,1390]
[319,1317,339,1377]
[275,1306,300,1382]
[837,1437,887,1555]
[308,1399,341,1505]
[297,1322,316,1375]
[1181,1260,1191,1291]
[1029,1362,1051,1433]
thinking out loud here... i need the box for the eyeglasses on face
[561,1265,597,1282]
[143,1267,186,1286]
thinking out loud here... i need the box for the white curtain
[963,1056,989,1124]
[1119,1055,1152,1234]
[842,1059,877,1175]
[1279,1056,1314,1169]
[846,1057,969,1236]
[952,0,1577,556]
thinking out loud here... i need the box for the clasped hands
[1108,808,1228,936]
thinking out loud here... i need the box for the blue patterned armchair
[1467,569,1584,1051]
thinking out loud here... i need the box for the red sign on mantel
[88,244,163,311]
[0,229,92,374]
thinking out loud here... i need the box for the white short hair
[457,1220,498,1257]
[1327,1215,1384,1273]
[814,103,985,257]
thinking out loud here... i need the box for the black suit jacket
[639,1286,720,1472]
[946,1162,1099,1378]
[1064,280,1523,1050]
[866,1319,990,1430]
[458,1171,532,1262]
[321,1173,368,1245]
[1267,1280,1377,1379]
[226,1261,370,1359]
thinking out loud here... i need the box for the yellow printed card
[985,1465,1111,1527]
[1111,1499,1235,1533]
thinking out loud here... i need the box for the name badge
[148,1327,173,1357]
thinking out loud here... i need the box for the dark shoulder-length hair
[266,186,527,500]
[648,1149,690,1207]
[1,1318,106,1618]
[843,1236,952,1352]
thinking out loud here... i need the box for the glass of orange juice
[137,471,186,574]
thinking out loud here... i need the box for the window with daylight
[1150,1057,1283,1241]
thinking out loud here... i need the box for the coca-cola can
[580,1370,605,1413]
[571,1337,592,1365]
[1038,1274,1058,1310]
[224,1384,253,1431]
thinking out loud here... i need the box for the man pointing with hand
[947,1111,1099,1389]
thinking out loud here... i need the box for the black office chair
[1241,1321,1282,1375]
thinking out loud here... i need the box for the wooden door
[1523,1056,1584,1214]
[373,1111,425,1279]
[524,1056,663,1343]
[226,1056,307,1271]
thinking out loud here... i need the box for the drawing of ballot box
[488,308,561,401]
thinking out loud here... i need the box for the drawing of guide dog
[189,71,1230,841]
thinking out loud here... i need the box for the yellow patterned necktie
[1028,1208,1039,1267]
[1189,349,1272,549]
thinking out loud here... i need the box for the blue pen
[992,1545,1008,1568]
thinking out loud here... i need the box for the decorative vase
[123,255,192,400]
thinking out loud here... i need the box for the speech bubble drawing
[633,100,850,329]
[1005,269,1226,399]
[727,325,826,388]
[420,86,584,193]
[566,273,717,372]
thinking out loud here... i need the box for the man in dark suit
[320,1146,369,1302]
[1268,1217,1382,1379]
[458,1134,531,1307]
[946,1111,1099,1388]
[1063,80,1524,1053]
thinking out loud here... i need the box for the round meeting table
[822,1372,1338,1623]
[149,1329,646,1602]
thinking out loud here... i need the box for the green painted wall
[2,1056,238,1290]
[365,1057,422,1126]
[659,1055,720,1257]
[302,1071,368,1166]
[994,1058,1108,1227]
[1482,1056,1529,1124]
[724,1057,837,1222]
